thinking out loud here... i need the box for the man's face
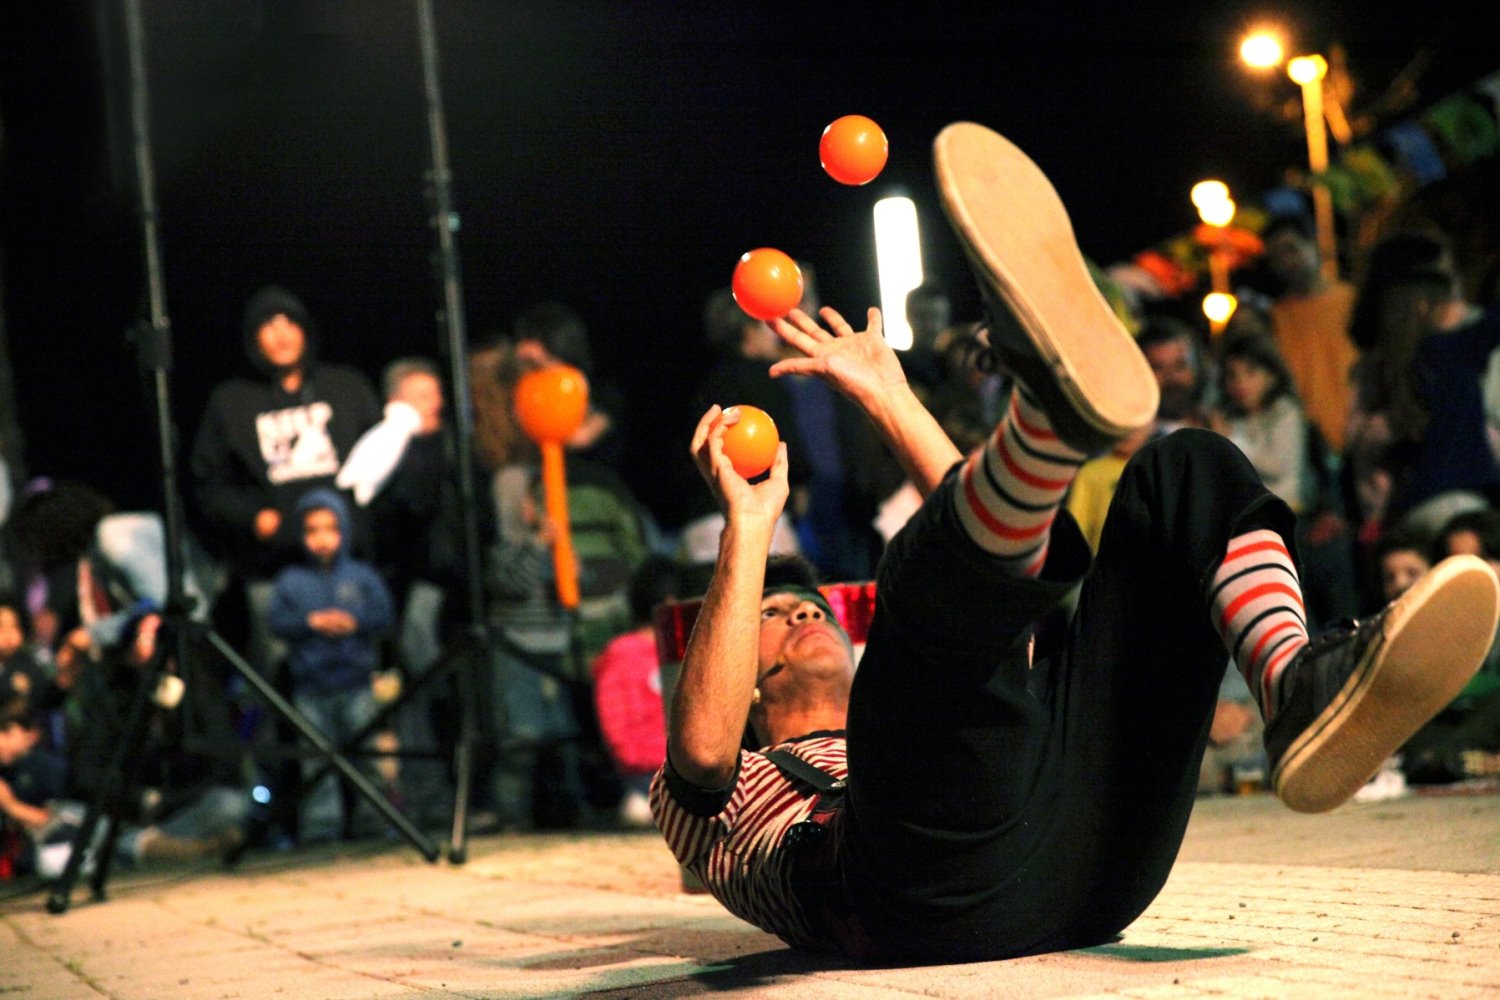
[1380,549,1430,602]
[907,295,951,346]
[303,508,342,564]
[1443,529,1500,580]
[257,314,306,370]
[394,372,444,435]
[756,591,854,693]
[0,607,23,660]
[1144,338,1200,420]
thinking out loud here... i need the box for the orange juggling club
[513,364,589,610]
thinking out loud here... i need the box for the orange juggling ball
[819,115,888,186]
[721,405,779,479]
[732,248,804,322]
[514,364,589,444]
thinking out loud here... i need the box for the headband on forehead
[761,584,837,621]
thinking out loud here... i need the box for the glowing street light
[1190,179,1231,213]
[1238,29,1339,282]
[1198,196,1237,228]
[873,195,923,351]
[1203,291,1238,332]
[1287,53,1327,86]
[1239,31,1284,70]
[1193,181,1236,313]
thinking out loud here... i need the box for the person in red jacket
[592,555,680,827]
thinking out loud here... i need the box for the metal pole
[415,0,484,865]
[123,0,189,624]
[1297,73,1339,283]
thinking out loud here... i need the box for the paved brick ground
[2,793,1498,998]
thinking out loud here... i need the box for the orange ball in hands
[732,248,804,321]
[819,115,888,186]
[514,364,589,443]
[720,405,780,479]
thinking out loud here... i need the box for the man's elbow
[668,741,737,790]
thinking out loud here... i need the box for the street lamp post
[1240,31,1340,282]
[1192,179,1238,335]
[1288,54,1339,282]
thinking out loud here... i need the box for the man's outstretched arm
[668,405,790,788]
[772,307,962,497]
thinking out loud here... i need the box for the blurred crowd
[3,205,1500,881]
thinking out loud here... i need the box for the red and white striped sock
[1208,529,1309,718]
[954,385,1088,576]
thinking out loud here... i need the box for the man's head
[0,696,39,767]
[1348,230,1458,352]
[242,286,314,375]
[294,488,349,566]
[1262,215,1322,294]
[703,287,780,361]
[1137,318,1204,422]
[513,302,594,375]
[1436,509,1500,581]
[383,357,445,436]
[905,282,952,350]
[750,557,855,745]
[8,481,112,572]
[1374,527,1431,603]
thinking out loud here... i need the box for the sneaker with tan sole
[1267,554,1500,813]
[933,122,1158,454]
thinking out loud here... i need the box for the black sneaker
[1267,555,1499,813]
[932,122,1158,454]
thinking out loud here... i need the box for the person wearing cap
[189,286,380,676]
[650,123,1499,964]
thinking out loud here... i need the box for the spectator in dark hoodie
[266,488,394,842]
[189,286,381,678]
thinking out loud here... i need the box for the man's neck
[279,367,304,394]
[764,707,848,747]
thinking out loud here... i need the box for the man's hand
[130,613,162,666]
[690,405,789,532]
[307,609,358,637]
[773,305,960,499]
[0,776,52,831]
[769,307,908,409]
[1209,700,1255,746]
[254,508,282,541]
[53,627,94,684]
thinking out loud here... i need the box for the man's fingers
[771,317,819,357]
[785,307,832,340]
[819,306,853,337]
[864,307,883,337]
[689,404,722,458]
[768,442,789,483]
[767,357,820,379]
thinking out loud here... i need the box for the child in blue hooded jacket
[267,487,394,842]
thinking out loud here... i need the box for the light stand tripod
[46,0,441,914]
[292,0,495,864]
[414,0,487,864]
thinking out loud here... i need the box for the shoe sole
[1273,555,1500,813]
[932,122,1158,441]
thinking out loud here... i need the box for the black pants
[842,429,1296,962]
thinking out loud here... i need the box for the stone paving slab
[2,795,1497,998]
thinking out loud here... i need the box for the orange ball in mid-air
[819,115,888,186]
[720,405,779,479]
[513,364,589,443]
[731,248,804,321]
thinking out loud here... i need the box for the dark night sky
[2,0,1495,527]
